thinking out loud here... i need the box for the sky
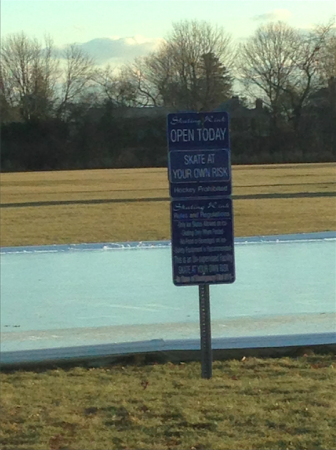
[1,0,335,66]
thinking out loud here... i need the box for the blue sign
[170,181,231,198]
[167,112,230,150]
[171,198,235,286]
[168,149,230,184]
[167,111,235,286]
[167,112,231,200]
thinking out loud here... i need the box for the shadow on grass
[2,191,336,208]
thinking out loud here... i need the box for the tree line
[1,19,335,171]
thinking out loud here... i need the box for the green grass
[1,356,336,450]
[1,163,336,449]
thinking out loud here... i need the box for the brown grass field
[1,163,336,450]
[1,163,335,247]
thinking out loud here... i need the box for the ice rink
[1,232,335,367]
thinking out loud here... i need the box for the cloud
[64,35,163,65]
[253,9,292,22]
[72,25,86,33]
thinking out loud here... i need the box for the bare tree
[93,64,139,107]
[130,20,234,110]
[0,32,59,121]
[123,57,163,107]
[238,22,300,130]
[316,24,336,83]
[281,21,335,130]
[56,44,96,118]
[238,20,335,132]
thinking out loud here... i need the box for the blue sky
[2,0,335,65]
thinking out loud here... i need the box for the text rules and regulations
[171,198,235,286]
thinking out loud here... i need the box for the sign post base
[199,284,212,379]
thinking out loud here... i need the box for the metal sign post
[167,111,235,379]
[199,284,212,379]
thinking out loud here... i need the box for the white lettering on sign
[194,168,211,178]
[212,167,228,177]
[184,154,206,165]
[169,114,227,127]
[173,187,197,195]
[170,128,226,143]
[183,153,216,165]
[170,129,195,143]
[198,185,228,193]
[173,167,227,180]
[204,115,227,124]
[197,128,226,142]
[170,117,202,126]
[172,168,192,180]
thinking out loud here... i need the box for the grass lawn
[1,163,336,450]
[1,163,335,247]
[1,356,336,450]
